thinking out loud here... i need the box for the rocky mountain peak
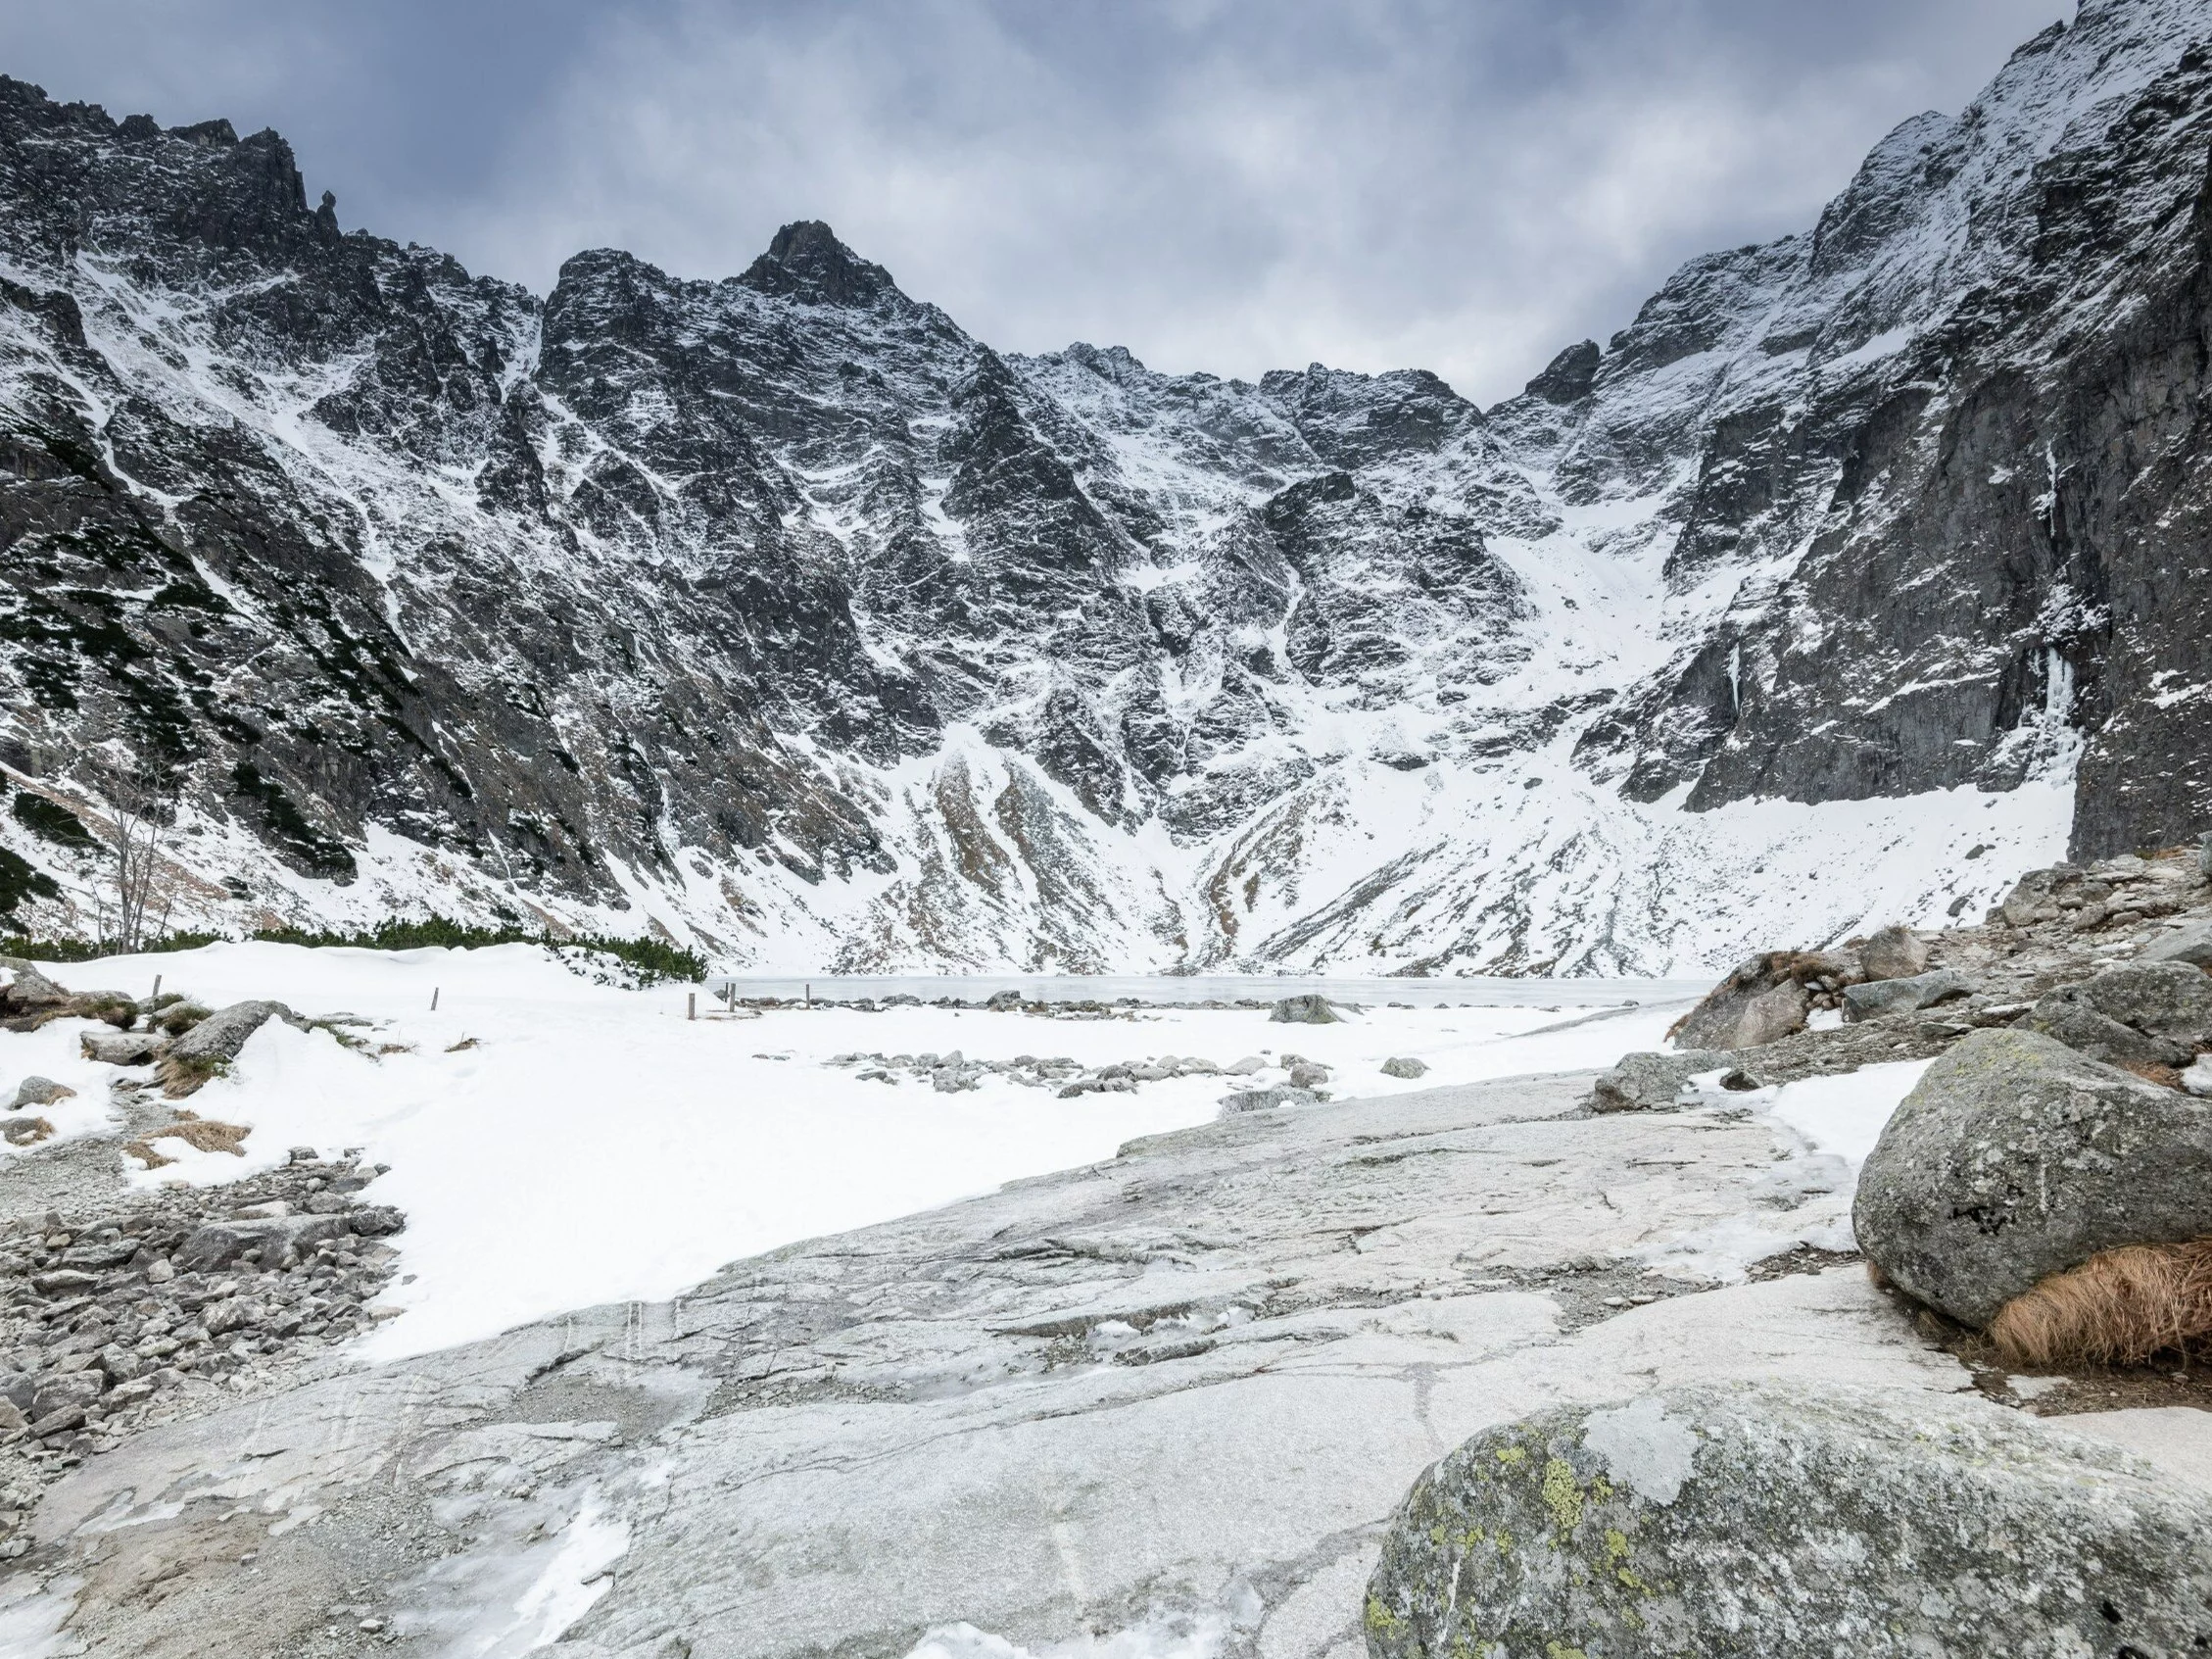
[738,219,898,307]
[5,3,2212,973]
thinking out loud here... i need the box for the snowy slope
[1,0,2207,974]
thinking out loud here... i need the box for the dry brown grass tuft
[2,1116,53,1147]
[121,1138,175,1170]
[1990,1239,2212,1369]
[133,1113,252,1158]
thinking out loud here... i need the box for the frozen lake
[705,972,1711,1007]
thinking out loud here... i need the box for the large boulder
[1669,954,1819,1049]
[1853,1028,2212,1327]
[1365,1382,2212,1659]
[2141,919,2212,969]
[1998,865,2073,928]
[11,1076,73,1108]
[1591,1049,1734,1112]
[0,957,70,1020]
[1269,995,1339,1026]
[2017,958,2212,1070]
[1855,924,1929,982]
[1841,966,1970,1022]
[160,999,298,1093]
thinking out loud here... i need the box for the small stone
[1224,1056,1266,1076]
[1218,1087,1320,1115]
[144,1257,175,1285]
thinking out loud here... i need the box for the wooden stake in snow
[805,981,812,1008]
[688,992,697,1021]
[151,973,162,1002]
[431,987,441,1012]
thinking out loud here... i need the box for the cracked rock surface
[4,1069,1974,1659]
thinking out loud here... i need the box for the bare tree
[102,779,177,952]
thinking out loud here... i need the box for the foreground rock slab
[11,1071,1966,1659]
[1366,1381,2212,1659]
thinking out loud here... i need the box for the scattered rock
[1854,1028,2212,1327]
[1268,995,1339,1026]
[1285,1060,1331,1089]
[160,1000,296,1096]
[1366,1382,2212,1659]
[1840,966,1970,1022]
[2142,918,2212,968]
[1224,1056,1265,1076]
[1669,955,1816,1049]
[1,1115,52,1147]
[1380,1056,1428,1079]
[2018,959,2212,1069]
[1590,1049,1734,1113]
[10,1076,73,1109]
[0,959,71,1015]
[1218,1087,1318,1115]
[1856,923,1929,982]
[81,1030,162,1066]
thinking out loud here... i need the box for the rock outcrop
[1366,1383,2212,1659]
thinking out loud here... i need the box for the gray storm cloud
[1,0,2065,400]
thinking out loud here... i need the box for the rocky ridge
[4,1,2212,973]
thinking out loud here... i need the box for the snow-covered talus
[0,0,2205,974]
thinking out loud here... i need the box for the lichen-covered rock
[2018,958,2212,1069]
[1840,966,1970,1021]
[1855,924,1929,982]
[1365,1382,2212,1659]
[1852,1027,2212,1326]
[1590,1049,1734,1112]
[2142,918,2212,968]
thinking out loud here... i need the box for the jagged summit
[2,0,2210,972]
[738,219,899,306]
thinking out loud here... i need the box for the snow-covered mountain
[3,0,2208,974]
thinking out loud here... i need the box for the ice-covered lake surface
[707,973,1709,1006]
[8,943,1918,1371]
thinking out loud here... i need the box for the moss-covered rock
[1366,1382,2212,1658]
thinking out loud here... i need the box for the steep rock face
[1,0,2208,971]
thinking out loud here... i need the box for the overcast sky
[3,0,2067,403]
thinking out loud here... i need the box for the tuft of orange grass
[128,1114,252,1160]
[1990,1239,2212,1369]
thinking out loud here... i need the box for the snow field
[5,943,1690,1360]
